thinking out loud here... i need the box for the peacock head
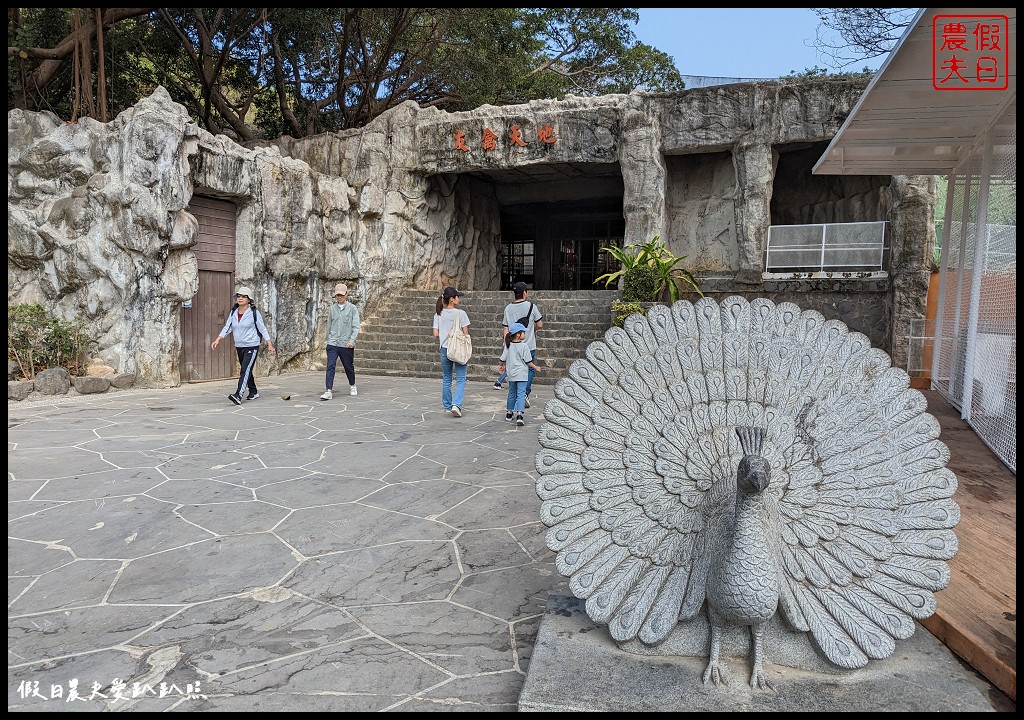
[735,426,770,494]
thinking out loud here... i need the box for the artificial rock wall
[8,79,933,386]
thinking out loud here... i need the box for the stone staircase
[356,289,621,385]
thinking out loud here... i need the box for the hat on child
[235,286,253,299]
[334,283,348,296]
[508,322,528,336]
[512,281,529,294]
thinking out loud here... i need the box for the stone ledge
[518,595,1009,712]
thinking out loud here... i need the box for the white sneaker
[320,390,332,401]
[451,406,462,418]
[350,386,358,396]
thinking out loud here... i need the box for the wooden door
[181,196,237,382]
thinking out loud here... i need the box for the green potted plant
[594,235,702,303]
[595,235,702,327]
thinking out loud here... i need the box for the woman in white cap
[432,286,471,417]
[320,282,361,400]
[211,285,275,405]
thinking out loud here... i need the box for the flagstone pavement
[9,372,570,712]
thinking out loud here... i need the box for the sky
[632,8,888,80]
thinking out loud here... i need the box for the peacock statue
[535,296,960,690]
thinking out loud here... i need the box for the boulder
[110,372,137,389]
[73,376,111,394]
[85,361,117,377]
[33,367,71,395]
[8,381,33,401]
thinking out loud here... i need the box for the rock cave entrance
[771,141,890,225]
[461,162,625,291]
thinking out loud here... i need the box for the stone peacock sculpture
[535,296,960,689]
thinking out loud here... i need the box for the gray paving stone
[8,448,113,479]
[285,541,462,604]
[9,497,214,559]
[8,559,121,614]
[10,605,179,664]
[110,535,299,604]
[174,501,291,535]
[9,538,75,576]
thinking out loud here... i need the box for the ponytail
[435,295,444,315]
[504,332,513,348]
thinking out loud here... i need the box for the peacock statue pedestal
[519,593,1004,711]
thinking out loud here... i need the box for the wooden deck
[919,391,1016,704]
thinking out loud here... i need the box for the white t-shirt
[502,301,543,351]
[433,308,471,348]
[500,341,534,382]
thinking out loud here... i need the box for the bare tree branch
[811,8,918,69]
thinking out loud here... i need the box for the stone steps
[357,289,620,385]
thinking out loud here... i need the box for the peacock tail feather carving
[535,296,959,674]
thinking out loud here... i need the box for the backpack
[231,302,265,341]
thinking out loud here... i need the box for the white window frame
[764,221,889,280]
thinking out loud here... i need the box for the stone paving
[8,372,569,712]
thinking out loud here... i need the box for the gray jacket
[327,301,360,346]
[218,306,270,347]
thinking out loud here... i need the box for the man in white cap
[321,283,361,400]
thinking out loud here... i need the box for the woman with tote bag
[431,287,471,417]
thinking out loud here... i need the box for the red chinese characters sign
[452,123,558,153]
[933,14,1009,90]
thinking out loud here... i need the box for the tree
[8,7,685,139]
[811,8,918,70]
[150,8,269,141]
[527,8,682,96]
[8,8,156,120]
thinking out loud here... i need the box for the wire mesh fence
[932,101,1016,473]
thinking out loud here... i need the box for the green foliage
[784,65,875,80]
[611,299,645,328]
[621,265,660,302]
[932,176,1016,270]
[8,8,685,138]
[601,43,685,94]
[594,235,702,302]
[7,303,48,381]
[7,303,93,380]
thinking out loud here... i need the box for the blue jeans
[326,345,355,389]
[507,381,527,413]
[440,346,467,410]
[498,351,536,393]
